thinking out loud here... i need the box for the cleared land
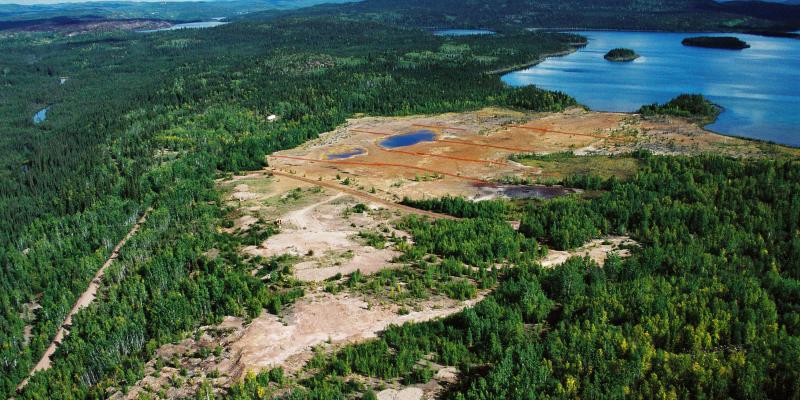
[114,106,795,398]
[268,107,797,203]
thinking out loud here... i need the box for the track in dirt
[376,146,510,166]
[269,155,490,184]
[265,169,459,220]
[17,209,151,391]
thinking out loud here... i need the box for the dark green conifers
[682,36,751,49]
[604,47,639,61]
[639,94,721,124]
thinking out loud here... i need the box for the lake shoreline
[500,31,800,146]
[528,27,800,34]
[487,44,584,75]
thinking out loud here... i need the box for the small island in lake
[682,36,750,49]
[604,48,640,62]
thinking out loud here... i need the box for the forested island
[604,48,639,61]
[682,36,751,49]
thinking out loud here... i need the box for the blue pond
[379,130,437,148]
[434,29,495,36]
[327,148,366,160]
[502,31,800,146]
[33,107,48,124]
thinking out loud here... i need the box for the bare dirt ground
[373,361,460,400]
[539,236,636,268]
[267,107,795,204]
[114,291,482,399]
[225,172,414,282]
[248,191,404,281]
[18,209,151,390]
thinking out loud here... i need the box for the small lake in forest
[33,107,48,124]
[138,21,227,33]
[502,31,800,146]
[379,130,437,148]
[433,29,495,36]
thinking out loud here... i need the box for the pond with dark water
[379,130,437,149]
[327,148,366,160]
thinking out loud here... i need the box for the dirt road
[17,209,151,390]
[265,169,458,220]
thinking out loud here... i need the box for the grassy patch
[511,152,640,181]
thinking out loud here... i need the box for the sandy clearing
[294,246,401,281]
[243,190,403,281]
[267,169,458,220]
[230,291,483,377]
[18,208,151,390]
[253,192,353,258]
[220,166,427,284]
[232,183,261,201]
[377,387,424,400]
[116,291,482,399]
[539,236,635,268]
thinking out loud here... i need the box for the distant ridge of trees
[257,0,800,32]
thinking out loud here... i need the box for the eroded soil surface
[112,107,761,399]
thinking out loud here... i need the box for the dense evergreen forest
[0,19,581,398]
[1,5,799,400]
[0,0,345,24]
[267,0,800,31]
[232,152,800,399]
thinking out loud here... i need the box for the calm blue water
[434,29,495,36]
[327,148,366,160]
[138,21,227,33]
[379,130,437,148]
[33,107,48,124]
[502,31,800,146]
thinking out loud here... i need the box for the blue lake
[502,31,800,146]
[138,21,227,33]
[379,130,437,148]
[434,29,495,36]
[327,148,366,160]
[33,107,48,124]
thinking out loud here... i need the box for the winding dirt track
[17,209,151,390]
[266,168,458,220]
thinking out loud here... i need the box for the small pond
[138,21,227,33]
[327,148,366,160]
[433,29,495,36]
[33,107,49,124]
[379,130,437,148]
